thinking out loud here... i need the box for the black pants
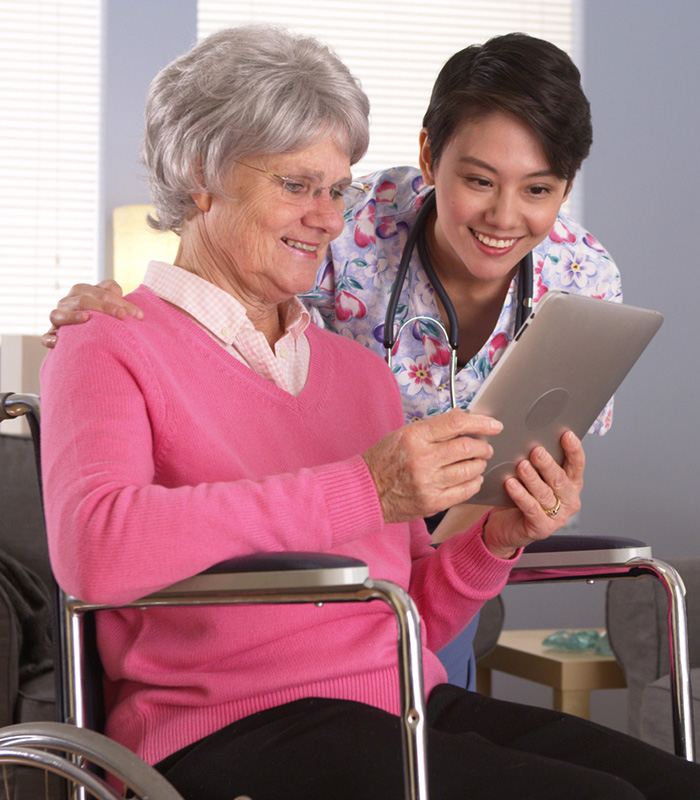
[156,685,700,799]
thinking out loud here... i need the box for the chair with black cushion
[0,412,61,797]
[472,595,505,664]
[607,556,700,759]
[0,430,55,732]
[0,392,429,800]
[507,535,695,760]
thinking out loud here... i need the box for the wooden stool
[476,628,626,719]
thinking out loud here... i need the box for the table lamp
[113,205,179,293]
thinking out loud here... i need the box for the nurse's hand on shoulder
[42,279,138,349]
[483,430,585,560]
[363,408,502,525]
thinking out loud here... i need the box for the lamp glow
[113,205,179,293]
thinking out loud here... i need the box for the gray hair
[143,25,371,233]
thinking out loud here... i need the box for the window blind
[0,1,101,336]
[198,0,577,180]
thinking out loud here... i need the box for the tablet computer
[465,291,663,507]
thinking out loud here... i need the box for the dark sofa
[0,432,56,796]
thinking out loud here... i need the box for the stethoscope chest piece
[383,188,533,410]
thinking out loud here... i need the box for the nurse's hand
[363,408,503,524]
[483,430,585,560]
[42,279,140,348]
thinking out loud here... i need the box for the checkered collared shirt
[144,261,311,396]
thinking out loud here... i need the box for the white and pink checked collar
[143,261,311,396]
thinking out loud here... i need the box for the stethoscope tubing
[390,314,459,409]
[383,187,533,410]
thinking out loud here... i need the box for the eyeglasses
[233,161,368,211]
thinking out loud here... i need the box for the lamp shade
[113,205,179,293]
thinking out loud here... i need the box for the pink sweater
[41,286,514,765]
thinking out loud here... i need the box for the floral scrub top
[302,166,622,432]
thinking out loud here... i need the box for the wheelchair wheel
[0,721,184,800]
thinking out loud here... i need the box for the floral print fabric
[302,166,622,432]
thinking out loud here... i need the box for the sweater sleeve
[40,318,386,606]
[407,514,516,653]
[346,358,515,652]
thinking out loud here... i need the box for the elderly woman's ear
[191,192,212,212]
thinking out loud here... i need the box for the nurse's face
[419,111,571,286]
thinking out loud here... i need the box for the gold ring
[541,495,562,517]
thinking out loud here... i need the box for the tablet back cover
[466,291,663,507]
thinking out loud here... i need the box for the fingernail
[489,419,503,431]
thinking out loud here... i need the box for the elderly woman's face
[187,136,349,310]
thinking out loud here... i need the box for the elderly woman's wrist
[482,514,519,560]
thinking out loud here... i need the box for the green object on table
[542,630,613,656]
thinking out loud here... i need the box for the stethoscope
[383,189,533,409]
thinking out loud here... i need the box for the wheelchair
[0,391,695,799]
[0,392,428,800]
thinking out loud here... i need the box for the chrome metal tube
[65,575,430,800]
[366,579,429,800]
[629,559,696,762]
[0,721,186,799]
[447,348,457,410]
[0,392,41,421]
[0,746,122,800]
[508,556,696,761]
[64,595,86,729]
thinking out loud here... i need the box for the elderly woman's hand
[483,430,585,559]
[362,409,502,524]
[42,279,140,348]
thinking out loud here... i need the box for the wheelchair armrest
[515,534,652,569]
[153,551,370,595]
[0,394,41,423]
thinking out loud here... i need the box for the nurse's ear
[418,129,436,186]
[563,178,575,203]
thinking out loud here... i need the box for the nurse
[42,32,620,689]
[303,32,619,429]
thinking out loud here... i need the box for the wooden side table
[476,628,626,720]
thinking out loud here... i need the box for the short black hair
[422,33,592,182]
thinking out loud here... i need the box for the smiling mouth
[282,237,318,253]
[471,229,519,250]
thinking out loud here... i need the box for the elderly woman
[45,33,623,691]
[40,25,699,800]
